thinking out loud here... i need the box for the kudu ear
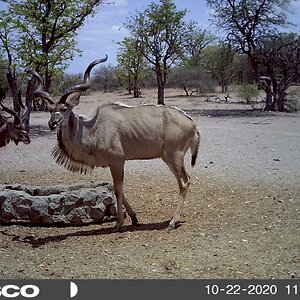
[65,91,82,107]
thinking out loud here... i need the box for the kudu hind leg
[122,193,138,226]
[169,168,190,230]
[163,155,191,230]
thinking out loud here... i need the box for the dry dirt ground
[0,89,299,279]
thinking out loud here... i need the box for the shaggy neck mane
[52,112,97,174]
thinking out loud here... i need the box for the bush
[168,66,216,95]
[237,83,262,109]
[57,73,82,94]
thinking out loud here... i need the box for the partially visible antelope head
[0,93,30,148]
[26,56,108,131]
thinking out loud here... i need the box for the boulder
[0,182,120,226]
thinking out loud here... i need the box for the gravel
[0,90,299,279]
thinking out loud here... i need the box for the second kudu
[27,56,200,232]
[0,88,30,148]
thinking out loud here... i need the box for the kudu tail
[191,130,200,167]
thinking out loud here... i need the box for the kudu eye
[62,106,68,112]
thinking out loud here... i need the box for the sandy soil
[0,89,299,279]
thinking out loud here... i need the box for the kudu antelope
[0,90,30,148]
[28,56,200,231]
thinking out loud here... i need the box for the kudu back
[28,56,200,232]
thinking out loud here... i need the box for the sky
[67,0,213,73]
[66,0,300,74]
[1,0,299,74]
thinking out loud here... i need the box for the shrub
[168,66,216,95]
[237,83,263,109]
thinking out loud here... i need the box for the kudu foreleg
[110,162,138,232]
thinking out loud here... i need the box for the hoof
[131,215,139,226]
[113,225,123,233]
[167,225,175,231]
[167,221,179,231]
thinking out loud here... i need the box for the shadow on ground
[0,220,170,249]
[184,108,273,118]
[30,124,55,139]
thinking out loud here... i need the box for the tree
[0,0,104,130]
[232,54,253,84]
[182,25,215,67]
[257,33,300,110]
[207,0,292,80]
[92,65,119,93]
[117,37,147,97]
[57,73,82,94]
[0,56,9,94]
[207,0,298,111]
[125,0,191,105]
[203,43,235,92]
[170,26,215,95]
[0,12,21,114]
[168,65,215,96]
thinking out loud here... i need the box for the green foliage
[125,0,192,103]
[128,0,187,66]
[257,32,300,110]
[168,66,215,95]
[237,83,260,103]
[0,0,104,91]
[232,54,253,83]
[202,43,235,92]
[0,57,8,91]
[117,37,147,96]
[207,0,298,111]
[182,26,216,67]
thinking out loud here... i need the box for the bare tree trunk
[274,75,294,112]
[4,43,22,115]
[259,76,273,111]
[183,84,189,96]
[133,90,141,98]
[24,78,36,133]
[156,71,165,105]
[157,81,165,105]
[265,89,273,111]
[6,72,20,115]
[103,79,108,93]
[127,77,132,95]
[45,64,51,92]
[154,61,165,105]
[221,73,227,93]
[277,91,285,112]
[133,74,141,98]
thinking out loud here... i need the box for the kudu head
[0,93,30,146]
[27,55,108,131]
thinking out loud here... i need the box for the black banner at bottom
[0,279,298,299]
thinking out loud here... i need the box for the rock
[0,182,120,226]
